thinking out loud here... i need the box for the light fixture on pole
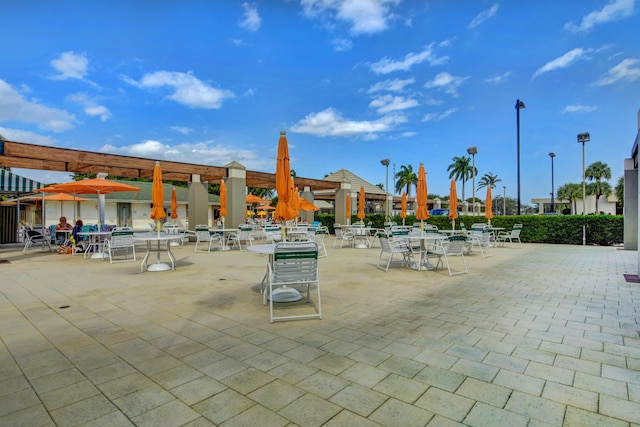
[467,146,477,216]
[515,99,525,215]
[577,132,590,245]
[503,185,506,215]
[380,159,390,220]
[549,152,556,213]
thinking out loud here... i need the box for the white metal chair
[227,226,254,251]
[103,230,137,263]
[468,226,493,257]
[431,235,468,276]
[497,224,523,248]
[266,241,321,323]
[313,227,328,258]
[22,229,53,253]
[377,233,414,272]
[332,226,354,248]
[194,225,220,253]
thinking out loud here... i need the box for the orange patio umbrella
[449,179,459,229]
[150,161,166,231]
[416,163,429,224]
[45,175,140,227]
[171,187,178,222]
[246,194,270,204]
[219,179,227,224]
[275,131,296,222]
[345,194,351,224]
[289,176,300,218]
[298,198,319,212]
[34,192,89,222]
[400,191,407,226]
[357,186,365,223]
[485,187,494,224]
[257,204,275,210]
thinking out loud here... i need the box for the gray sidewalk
[0,239,639,426]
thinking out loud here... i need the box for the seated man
[56,217,72,244]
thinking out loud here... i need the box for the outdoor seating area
[0,240,638,425]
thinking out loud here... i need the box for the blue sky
[1,0,638,204]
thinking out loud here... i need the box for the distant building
[532,194,618,215]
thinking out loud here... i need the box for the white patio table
[133,232,179,272]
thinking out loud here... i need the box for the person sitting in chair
[55,217,72,244]
[70,219,85,252]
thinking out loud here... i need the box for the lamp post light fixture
[466,146,478,216]
[515,99,526,215]
[577,132,590,246]
[380,158,390,220]
[503,185,506,215]
[549,152,556,213]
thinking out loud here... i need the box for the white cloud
[562,104,598,113]
[123,71,235,109]
[369,43,449,74]
[66,93,112,122]
[468,3,499,28]
[532,48,590,79]
[0,127,57,146]
[291,107,406,138]
[424,72,468,96]
[170,126,194,135]
[422,108,457,122]
[484,71,511,84]
[50,51,89,80]
[301,0,402,35]
[367,78,415,93]
[238,2,261,32]
[331,37,353,52]
[0,79,75,132]
[369,95,419,114]
[594,58,640,85]
[565,0,636,33]
[99,139,272,171]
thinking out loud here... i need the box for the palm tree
[615,176,623,207]
[447,156,473,201]
[557,183,582,214]
[585,161,612,213]
[587,182,612,213]
[394,165,417,197]
[477,172,501,190]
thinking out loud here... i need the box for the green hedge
[314,214,623,246]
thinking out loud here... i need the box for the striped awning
[0,169,46,194]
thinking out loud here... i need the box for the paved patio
[0,237,639,426]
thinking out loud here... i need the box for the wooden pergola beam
[0,140,340,191]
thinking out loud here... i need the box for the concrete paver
[0,240,638,426]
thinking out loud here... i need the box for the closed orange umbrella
[485,187,494,224]
[416,163,429,222]
[345,194,351,224]
[290,176,300,217]
[171,187,178,220]
[400,191,407,226]
[219,179,227,223]
[150,162,166,231]
[449,179,459,229]
[357,186,365,223]
[275,131,296,221]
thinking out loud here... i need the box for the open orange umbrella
[275,131,296,222]
[46,175,140,227]
[357,186,365,223]
[345,194,351,224]
[34,192,89,222]
[171,187,178,221]
[246,194,270,204]
[416,163,429,223]
[219,179,227,224]
[258,204,275,210]
[485,187,494,224]
[449,179,459,229]
[299,198,319,212]
[150,162,166,231]
[400,191,407,226]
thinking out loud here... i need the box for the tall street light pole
[549,152,556,213]
[503,186,506,215]
[577,132,590,245]
[381,159,390,220]
[467,146,477,216]
[515,99,526,215]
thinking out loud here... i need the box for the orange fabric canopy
[357,186,365,220]
[449,180,459,224]
[400,192,407,219]
[219,179,227,217]
[416,163,429,221]
[485,187,494,220]
[171,188,178,219]
[345,195,350,222]
[275,131,296,221]
[150,162,166,221]
[43,177,140,195]
[246,194,270,204]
